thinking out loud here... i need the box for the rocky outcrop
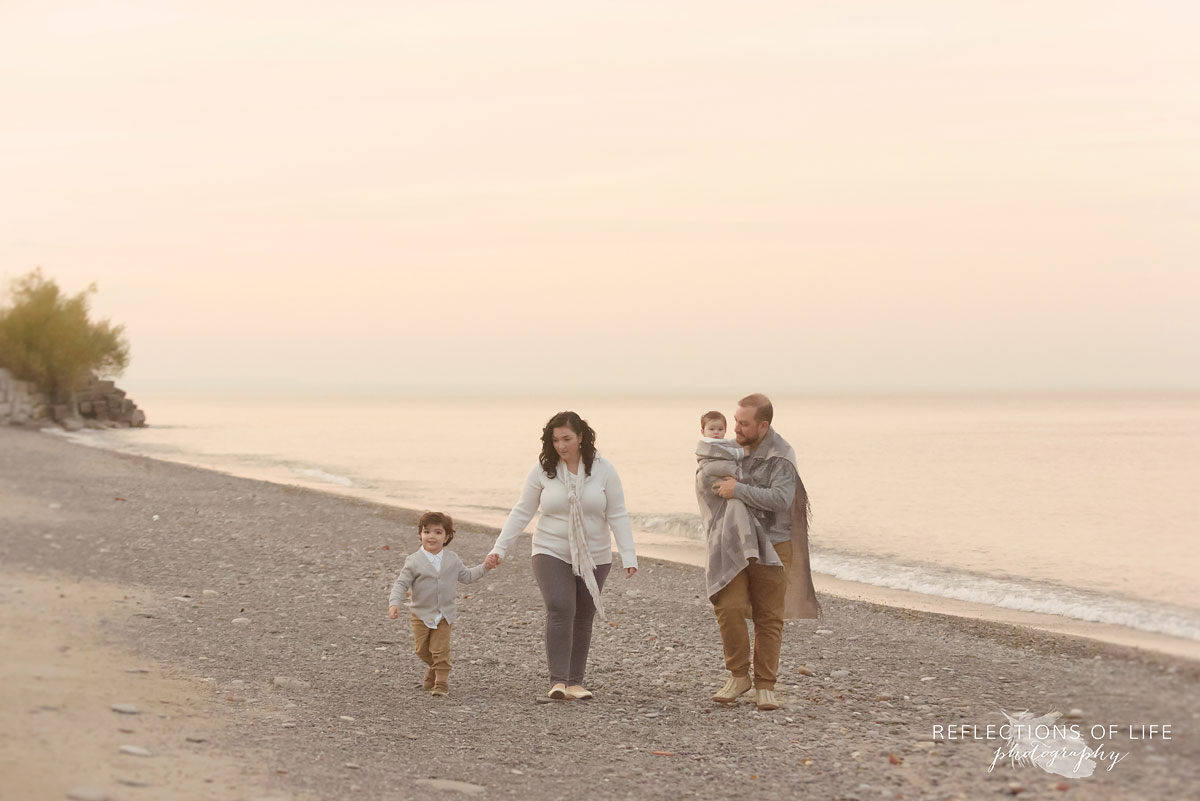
[0,367,47,427]
[0,368,146,430]
[73,374,147,428]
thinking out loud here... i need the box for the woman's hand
[484,553,502,570]
[625,567,637,579]
[388,605,400,620]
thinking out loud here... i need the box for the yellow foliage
[0,268,130,402]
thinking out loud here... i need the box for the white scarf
[563,462,605,619]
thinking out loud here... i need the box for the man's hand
[484,553,502,570]
[388,605,400,620]
[712,476,738,499]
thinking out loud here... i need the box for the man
[709,393,820,711]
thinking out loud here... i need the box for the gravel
[2,426,1198,800]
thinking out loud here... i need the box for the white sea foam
[291,467,354,487]
[811,550,1200,642]
[43,428,107,447]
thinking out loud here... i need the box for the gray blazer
[388,549,487,628]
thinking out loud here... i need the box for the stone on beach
[415,778,486,796]
[110,703,139,715]
[273,676,311,691]
[66,788,110,801]
[118,745,152,757]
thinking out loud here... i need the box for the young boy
[388,511,492,697]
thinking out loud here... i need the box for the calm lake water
[61,393,1200,641]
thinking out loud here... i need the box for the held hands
[388,605,400,620]
[712,476,738,499]
[484,553,502,570]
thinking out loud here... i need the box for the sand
[2,426,1197,800]
[0,571,294,801]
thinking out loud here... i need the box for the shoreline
[4,424,1199,799]
[51,427,1200,662]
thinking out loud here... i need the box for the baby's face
[702,419,726,438]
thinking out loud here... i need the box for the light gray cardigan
[388,549,488,628]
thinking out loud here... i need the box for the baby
[696,410,747,503]
[388,511,493,697]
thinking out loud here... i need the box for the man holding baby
[707,393,820,711]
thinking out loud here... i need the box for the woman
[485,410,638,700]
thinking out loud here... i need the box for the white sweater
[490,456,638,569]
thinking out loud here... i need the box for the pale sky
[2,1,1197,394]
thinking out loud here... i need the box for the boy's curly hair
[418,511,455,545]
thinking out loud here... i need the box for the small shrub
[0,268,130,402]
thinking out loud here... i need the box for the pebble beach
[2,426,1197,801]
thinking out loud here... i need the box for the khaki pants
[711,540,792,690]
[411,614,452,683]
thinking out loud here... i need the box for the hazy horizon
[3,1,1197,395]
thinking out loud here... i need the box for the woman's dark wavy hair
[540,410,597,478]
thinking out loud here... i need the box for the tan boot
[422,667,436,691]
[431,670,449,697]
[711,674,752,704]
[756,688,780,711]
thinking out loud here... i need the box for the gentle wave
[812,549,1200,642]
[631,511,705,540]
[291,467,355,487]
[631,499,1200,641]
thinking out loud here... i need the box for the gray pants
[532,554,612,685]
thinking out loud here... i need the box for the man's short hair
[737,393,773,424]
[700,410,726,428]
[417,510,455,545]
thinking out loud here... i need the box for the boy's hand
[388,605,400,620]
[484,553,501,570]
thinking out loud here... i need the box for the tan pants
[712,540,792,690]
[411,614,452,684]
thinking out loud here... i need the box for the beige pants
[411,614,452,684]
[711,540,792,690]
